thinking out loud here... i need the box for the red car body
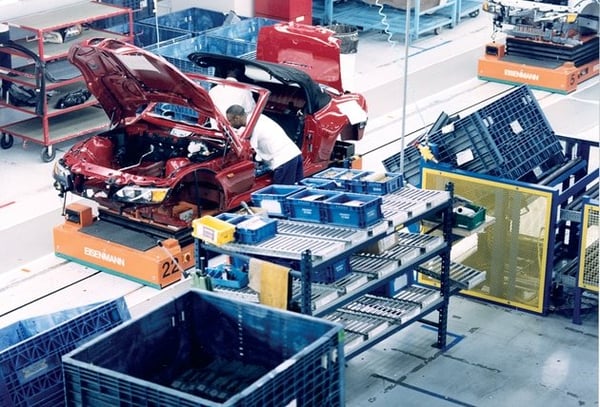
[53,24,367,229]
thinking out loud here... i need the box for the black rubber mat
[81,220,159,252]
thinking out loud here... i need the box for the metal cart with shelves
[0,1,133,161]
[196,184,486,358]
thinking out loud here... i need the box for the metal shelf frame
[198,183,457,356]
[313,0,457,41]
[0,1,133,161]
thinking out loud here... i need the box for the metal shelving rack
[196,183,486,358]
[0,1,133,161]
[313,0,457,40]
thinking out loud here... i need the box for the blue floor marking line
[396,381,478,407]
[420,324,465,350]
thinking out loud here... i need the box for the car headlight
[53,160,71,179]
[53,160,73,191]
[114,186,169,204]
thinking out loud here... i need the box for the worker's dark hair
[226,104,246,117]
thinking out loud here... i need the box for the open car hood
[256,22,345,92]
[68,38,217,125]
[188,52,332,114]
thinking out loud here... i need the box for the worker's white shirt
[250,115,301,170]
[209,77,256,115]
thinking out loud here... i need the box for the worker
[209,67,255,116]
[226,104,304,185]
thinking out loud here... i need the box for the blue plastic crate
[235,216,278,244]
[324,192,383,228]
[286,189,341,223]
[138,7,227,36]
[310,167,351,190]
[341,169,374,193]
[299,177,338,190]
[362,172,404,195]
[314,257,351,284]
[0,298,130,407]
[251,184,306,217]
[205,263,249,288]
[62,290,344,406]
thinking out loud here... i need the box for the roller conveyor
[394,285,441,308]
[387,187,452,209]
[354,244,422,266]
[292,280,339,310]
[331,272,370,295]
[219,234,347,262]
[418,258,487,289]
[396,232,445,253]
[343,294,422,324]
[324,309,391,339]
[350,255,399,278]
[276,219,369,245]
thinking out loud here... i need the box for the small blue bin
[205,264,249,288]
[286,189,341,223]
[324,193,383,228]
[342,170,374,193]
[299,177,338,190]
[235,216,278,244]
[314,257,351,284]
[362,172,404,195]
[251,184,306,217]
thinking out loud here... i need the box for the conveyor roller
[418,258,487,289]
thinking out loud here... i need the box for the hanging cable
[376,0,397,46]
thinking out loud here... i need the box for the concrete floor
[0,4,598,407]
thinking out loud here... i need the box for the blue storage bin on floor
[0,298,130,407]
[62,290,344,406]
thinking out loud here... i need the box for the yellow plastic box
[192,216,236,245]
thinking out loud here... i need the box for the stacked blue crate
[0,298,130,407]
[383,85,566,183]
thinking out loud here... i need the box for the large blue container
[138,7,227,36]
[62,290,344,406]
[108,22,192,49]
[204,17,279,43]
[0,298,130,407]
[151,34,257,74]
